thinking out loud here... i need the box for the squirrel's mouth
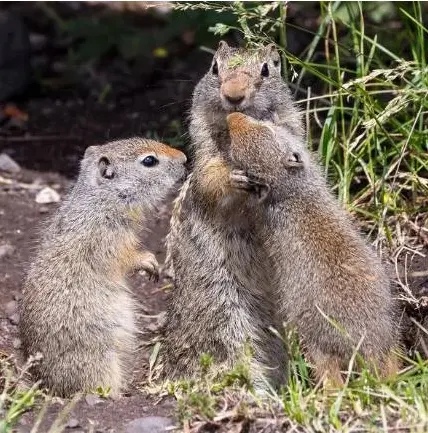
[220,96,248,113]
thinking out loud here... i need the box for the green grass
[163,1,428,431]
[182,0,427,250]
[0,355,41,433]
[3,2,427,431]
[157,334,428,432]
[0,355,82,433]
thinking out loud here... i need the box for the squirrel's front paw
[138,252,160,282]
[229,169,270,200]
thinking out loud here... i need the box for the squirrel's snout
[177,152,187,165]
[220,74,250,109]
[224,94,245,105]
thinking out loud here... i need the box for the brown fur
[226,112,401,386]
[163,42,304,391]
[20,138,186,397]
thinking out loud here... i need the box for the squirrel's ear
[218,40,229,51]
[264,43,281,68]
[84,145,97,159]
[98,156,115,180]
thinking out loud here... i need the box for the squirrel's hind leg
[309,351,344,389]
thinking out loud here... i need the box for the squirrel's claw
[138,252,160,282]
[229,169,270,200]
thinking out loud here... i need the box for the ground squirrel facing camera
[165,40,304,274]
[20,138,186,397]
[163,41,303,389]
[226,112,401,386]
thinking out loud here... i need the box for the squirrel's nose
[224,94,245,105]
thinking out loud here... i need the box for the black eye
[141,155,158,167]
[212,60,218,75]
[261,63,269,77]
[273,59,280,67]
[285,152,303,167]
[291,152,301,163]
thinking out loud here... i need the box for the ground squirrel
[163,42,302,389]
[226,112,401,386]
[20,138,186,397]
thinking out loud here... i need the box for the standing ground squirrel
[226,112,401,386]
[163,41,303,389]
[20,138,186,397]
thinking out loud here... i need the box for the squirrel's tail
[164,173,193,278]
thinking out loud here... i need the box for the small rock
[29,33,47,51]
[35,187,60,204]
[0,243,15,259]
[66,418,80,428]
[0,153,20,173]
[39,206,49,214]
[7,116,28,131]
[9,312,20,325]
[145,322,160,333]
[124,417,174,433]
[14,425,30,433]
[5,300,18,316]
[85,394,103,406]
[12,338,21,349]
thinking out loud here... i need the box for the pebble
[6,116,27,131]
[145,322,160,333]
[9,312,20,325]
[35,187,61,204]
[0,153,21,173]
[39,206,50,214]
[123,417,174,433]
[66,418,80,428]
[85,394,103,406]
[12,338,21,349]
[0,243,15,259]
[14,425,30,433]
[5,300,18,316]
[29,33,47,51]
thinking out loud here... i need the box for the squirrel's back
[226,113,400,386]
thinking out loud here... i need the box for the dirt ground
[1,3,427,432]
[1,108,428,433]
[0,5,201,428]
[0,160,180,432]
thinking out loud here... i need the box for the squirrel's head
[80,138,187,213]
[226,112,307,184]
[195,41,289,119]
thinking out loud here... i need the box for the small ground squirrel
[20,137,186,397]
[163,41,301,390]
[226,112,401,386]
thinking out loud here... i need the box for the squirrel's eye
[291,152,301,163]
[212,60,219,75]
[141,155,159,167]
[261,63,269,77]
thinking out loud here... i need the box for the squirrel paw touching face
[229,169,270,201]
[138,251,160,282]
